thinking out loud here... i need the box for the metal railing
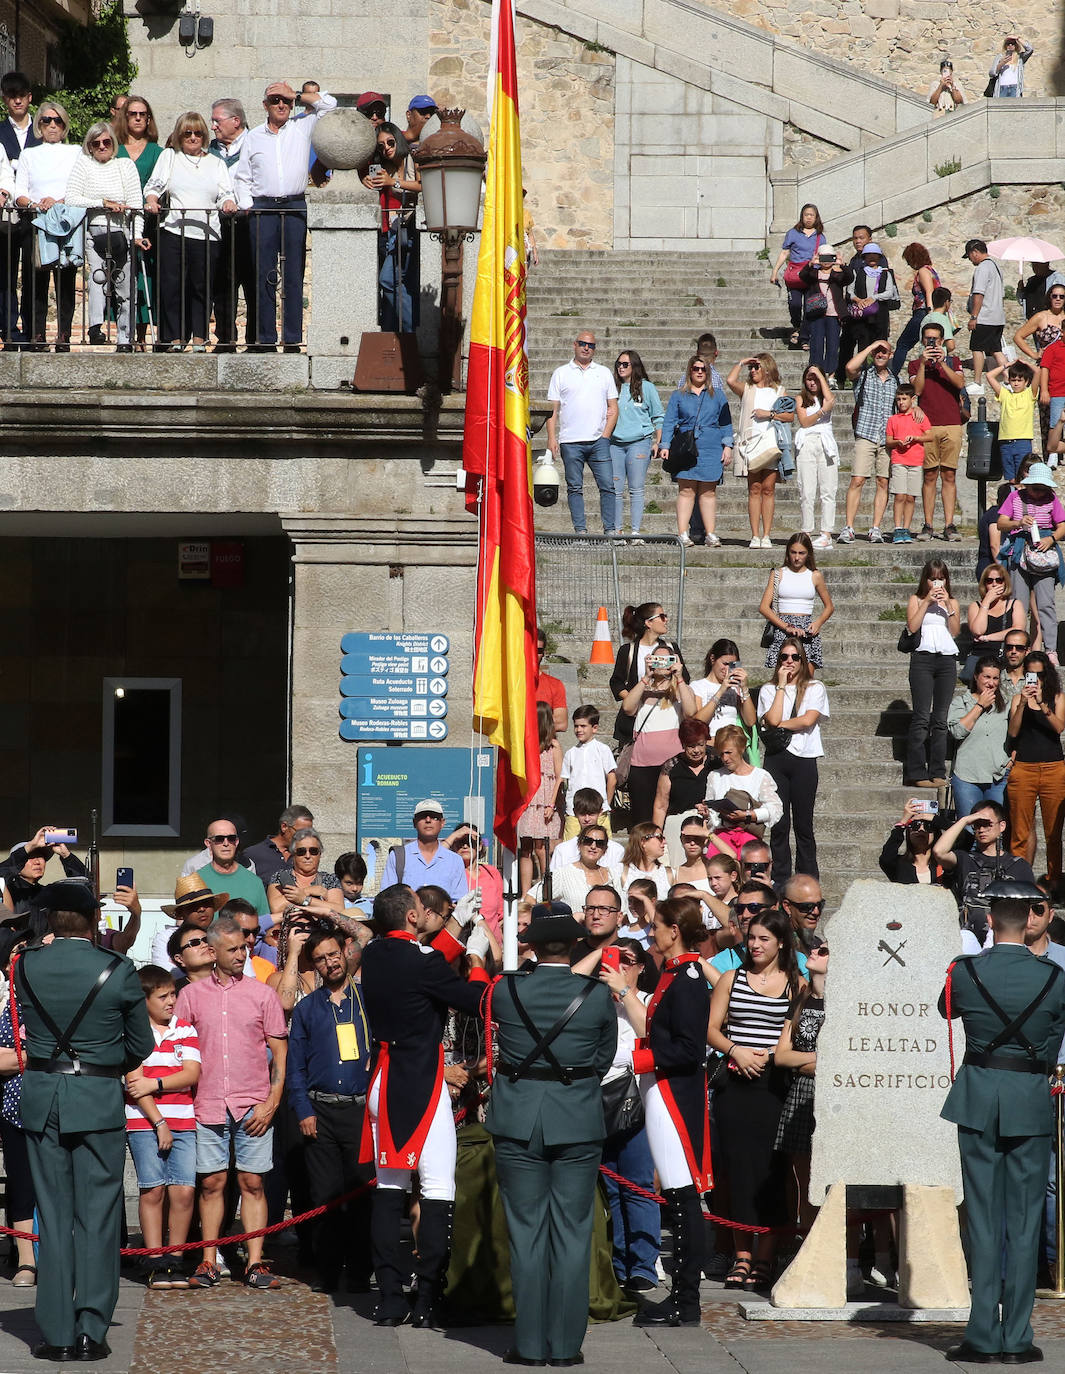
[534,533,687,646]
[0,205,311,351]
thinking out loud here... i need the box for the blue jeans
[250,197,307,345]
[892,307,929,376]
[560,437,616,533]
[999,439,1033,482]
[608,436,652,533]
[601,1123,661,1284]
[951,774,1008,819]
[808,315,840,376]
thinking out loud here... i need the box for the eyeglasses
[39,116,64,126]
[180,936,210,952]
[789,899,824,914]
[812,944,829,956]
[268,95,294,106]
[576,340,596,349]
[90,138,114,149]
[616,360,631,369]
[127,110,148,118]
[580,838,607,848]
[779,652,801,661]
[985,576,1005,584]
[208,834,238,844]
[294,846,321,857]
[691,365,707,372]
[584,904,620,914]
[734,901,771,915]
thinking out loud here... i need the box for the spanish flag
[463,0,540,850]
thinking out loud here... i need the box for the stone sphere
[420,109,485,147]
[311,109,378,171]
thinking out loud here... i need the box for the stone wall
[427,0,615,250]
[732,0,1060,102]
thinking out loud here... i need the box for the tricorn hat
[161,874,229,918]
[525,901,585,946]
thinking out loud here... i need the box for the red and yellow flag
[463,0,540,850]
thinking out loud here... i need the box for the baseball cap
[963,238,988,257]
[407,94,437,111]
[356,91,387,112]
[413,799,445,818]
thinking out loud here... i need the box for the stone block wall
[427,0,615,250]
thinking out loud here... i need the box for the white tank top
[917,600,957,654]
[777,566,816,615]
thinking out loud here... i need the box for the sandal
[12,1264,37,1287]
[723,1259,752,1290]
[745,1259,774,1291]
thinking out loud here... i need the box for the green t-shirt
[924,310,955,341]
[197,862,270,917]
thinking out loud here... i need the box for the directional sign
[340,632,449,656]
[341,653,450,677]
[340,675,448,699]
[340,697,448,720]
[341,718,448,741]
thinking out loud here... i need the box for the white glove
[453,887,482,929]
[466,922,492,960]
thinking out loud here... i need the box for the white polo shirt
[547,359,618,443]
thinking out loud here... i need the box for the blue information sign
[340,718,449,741]
[356,746,495,848]
[339,674,448,699]
[339,631,452,742]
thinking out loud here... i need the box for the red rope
[597,1164,805,1236]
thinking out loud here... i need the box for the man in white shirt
[209,97,256,349]
[964,238,1007,392]
[0,70,37,345]
[233,80,337,350]
[546,330,619,535]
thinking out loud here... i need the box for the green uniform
[485,964,617,1365]
[16,938,153,1349]
[940,943,1065,1357]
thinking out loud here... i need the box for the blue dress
[660,387,734,483]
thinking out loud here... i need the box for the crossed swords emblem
[878,938,907,967]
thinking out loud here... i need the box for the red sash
[359,1041,446,1169]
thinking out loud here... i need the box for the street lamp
[413,108,486,392]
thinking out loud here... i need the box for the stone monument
[764,880,970,1318]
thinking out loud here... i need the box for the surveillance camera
[533,452,560,508]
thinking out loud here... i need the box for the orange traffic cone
[589,606,614,665]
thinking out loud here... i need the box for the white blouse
[756,680,830,759]
[705,764,784,827]
[15,143,79,204]
[145,149,236,242]
[64,154,143,235]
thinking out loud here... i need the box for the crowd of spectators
[0,70,437,351]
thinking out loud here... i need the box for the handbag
[663,391,705,477]
[782,234,824,290]
[614,697,654,787]
[708,967,739,1091]
[738,427,782,473]
[897,626,920,653]
[760,568,779,649]
[602,1066,644,1135]
[983,74,998,98]
[759,685,798,756]
[1022,541,1059,574]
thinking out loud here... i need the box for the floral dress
[516,746,561,842]
[774,995,824,1155]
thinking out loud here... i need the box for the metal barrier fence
[0,205,311,351]
[534,534,686,647]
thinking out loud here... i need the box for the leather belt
[308,1090,366,1105]
[963,1050,1051,1076]
[26,1058,124,1079]
[497,1061,598,1082]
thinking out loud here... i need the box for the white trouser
[796,433,839,534]
[640,1076,692,1190]
[368,1073,457,1201]
[86,226,134,345]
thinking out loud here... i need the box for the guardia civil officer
[939,877,1065,1365]
[15,879,153,1363]
[486,901,618,1368]
[359,882,490,1328]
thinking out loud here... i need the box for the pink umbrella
[987,236,1065,263]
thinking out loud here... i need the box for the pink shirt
[174,970,286,1124]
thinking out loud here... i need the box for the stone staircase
[525,248,1000,906]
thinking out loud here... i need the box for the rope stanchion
[597,1163,805,1236]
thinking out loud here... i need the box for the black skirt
[713,1064,790,1230]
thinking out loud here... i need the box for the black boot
[634,1186,703,1327]
[370,1188,410,1325]
[410,1198,454,1329]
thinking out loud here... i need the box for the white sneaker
[868,526,885,543]
[836,526,855,544]
[704,532,721,547]
[760,535,772,549]
[812,533,833,550]
[965,382,985,397]
[678,532,693,547]
[749,537,762,549]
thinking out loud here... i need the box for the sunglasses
[910,819,933,832]
[985,576,1005,584]
[812,944,829,957]
[616,360,631,368]
[127,110,148,118]
[239,927,259,939]
[208,834,238,844]
[646,832,665,841]
[453,836,474,848]
[39,115,64,126]
[268,95,294,106]
[779,653,801,661]
[681,833,707,843]
[576,340,596,349]
[182,130,204,138]
[789,899,824,914]
[1005,642,1028,651]
[735,901,771,914]
[1051,294,1065,301]
[691,364,707,372]
[414,813,442,822]
[649,611,667,620]
[580,838,608,848]
[180,936,210,952]
[294,846,321,856]
[90,138,114,149]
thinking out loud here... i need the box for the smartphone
[930,579,945,591]
[601,946,621,973]
[909,798,939,815]
[1026,671,1039,688]
[43,829,76,845]
[116,867,134,890]
[369,162,382,177]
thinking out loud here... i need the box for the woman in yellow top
[985,360,1037,482]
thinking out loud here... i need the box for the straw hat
[160,873,229,918]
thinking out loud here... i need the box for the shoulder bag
[602,1064,644,1135]
[614,698,654,788]
[782,233,824,290]
[663,391,705,478]
[707,971,737,1091]
[760,568,779,649]
[1021,503,1059,573]
[759,684,799,756]
[897,625,920,653]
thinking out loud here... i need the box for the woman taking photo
[13,101,79,350]
[987,34,1034,97]
[708,907,802,1291]
[266,826,344,915]
[726,353,789,549]
[1006,651,1065,889]
[703,724,783,860]
[892,242,941,375]
[64,120,148,351]
[691,638,756,738]
[659,353,734,549]
[144,112,237,351]
[966,562,1025,670]
[997,462,1065,665]
[545,824,613,910]
[904,558,961,787]
[621,649,698,826]
[757,638,829,882]
[114,94,161,350]
[672,816,714,893]
[446,823,504,939]
[362,122,421,333]
[610,821,674,904]
[794,365,839,550]
[768,202,825,349]
[759,532,834,671]
[609,602,688,746]
[653,718,716,861]
[615,896,711,1326]
[610,349,663,539]
[878,801,947,885]
[948,654,1012,813]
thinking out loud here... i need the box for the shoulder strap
[390,844,405,884]
[17,953,121,1071]
[965,958,1061,1061]
[506,974,596,1085]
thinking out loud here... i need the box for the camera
[532,452,560,507]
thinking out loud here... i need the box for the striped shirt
[726,968,791,1052]
[124,1017,200,1131]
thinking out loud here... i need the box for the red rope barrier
[598,1164,804,1236]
